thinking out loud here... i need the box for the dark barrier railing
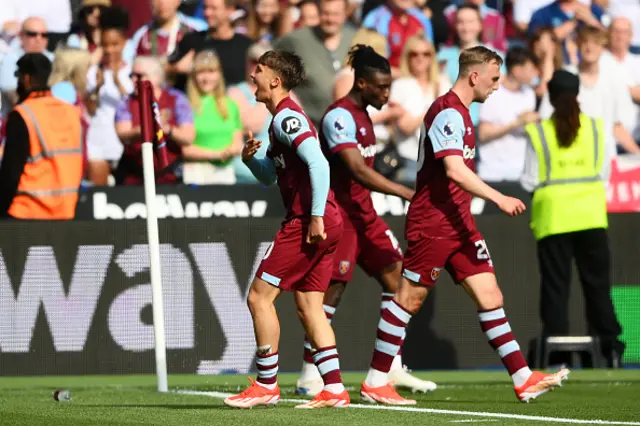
[0,215,638,376]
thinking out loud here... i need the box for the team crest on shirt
[391,33,401,46]
[339,260,351,275]
[443,121,455,137]
[430,267,442,281]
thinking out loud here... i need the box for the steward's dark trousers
[537,228,625,365]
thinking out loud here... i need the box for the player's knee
[477,287,504,311]
[396,281,428,315]
[246,286,265,314]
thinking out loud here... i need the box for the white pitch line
[450,420,498,423]
[176,390,640,426]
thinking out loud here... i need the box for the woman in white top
[391,34,451,182]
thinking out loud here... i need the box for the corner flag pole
[138,80,168,392]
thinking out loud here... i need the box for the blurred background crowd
[1,0,639,187]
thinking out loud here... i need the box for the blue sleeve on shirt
[362,7,391,37]
[322,107,358,151]
[272,108,314,148]
[246,155,278,186]
[428,108,465,155]
[296,138,330,217]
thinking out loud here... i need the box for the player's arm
[323,108,414,201]
[242,132,277,186]
[429,109,525,216]
[274,110,330,217]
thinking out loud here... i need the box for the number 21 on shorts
[474,239,493,267]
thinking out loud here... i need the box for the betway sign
[77,184,510,220]
[0,241,271,375]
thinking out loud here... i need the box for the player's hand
[306,216,327,244]
[401,187,415,202]
[496,195,526,217]
[242,131,261,162]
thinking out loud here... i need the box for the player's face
[361,71,392,110]
[251,63,278,103]
[472,61,501,103]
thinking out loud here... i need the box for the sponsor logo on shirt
[282,116,301,134]
[358,144,378,158]
[274,154,286,169]
[463,145,476,160]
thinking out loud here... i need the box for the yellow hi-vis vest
[525,113,608,241]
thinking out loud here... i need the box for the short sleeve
[172,90,194,125]
[322,107,358,153]
[273,108,315,149]
[114,98,132,123]
[427,108,465,159]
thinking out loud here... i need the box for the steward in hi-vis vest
[0,53,83,220]
[521,70,624,368]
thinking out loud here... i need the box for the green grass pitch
[0,370,639,425]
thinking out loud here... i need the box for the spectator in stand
[0,18,55,101]
[0,0,72,45]
[607,17,640,144]
[48,47,92,178]
[513,0,555,34]
[49,48,93,107]
[85,6,134,186]
[183,50,243,184]
[296,0,321,28]
[541,26,639,155]
[361,0,433,72]
[246,0,294,42]
[274,0,355,128]
[438,4,505,126]
[333,28,403,145]
[168,0,253,88]
[444,0,507,52]
[66,0,111,65]
[528,0,608,65]
[608,0,640,53]
[477,46,540,182]
[529,27,564,108]
[130,0,207,63]
[114,56,195,185]
[391,33,451,182]
[228,42,272,183]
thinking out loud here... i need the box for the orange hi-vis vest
[8,92,83,219]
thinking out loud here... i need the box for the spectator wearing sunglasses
[0,17,54,101]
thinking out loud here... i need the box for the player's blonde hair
[458,46,503,77]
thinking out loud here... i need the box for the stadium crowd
[0,0,639,187]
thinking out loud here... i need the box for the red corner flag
[137,80,169,170]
